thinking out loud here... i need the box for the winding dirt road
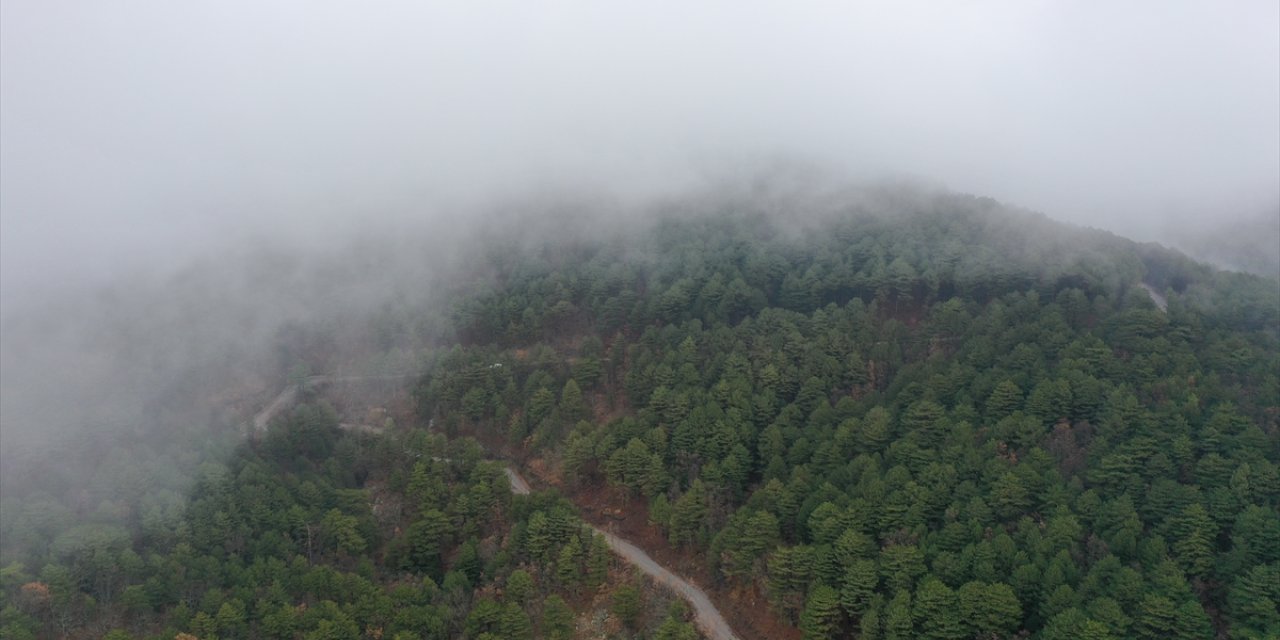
[252,375,742,640]
[502,465,741,640]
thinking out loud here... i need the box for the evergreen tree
[560,379,587,423]
[884,590,914,640]
[878,545,926,593]
[612,584,643,630]
[839,559,878,618]
[1168,503,1216,579]
[1135,595,1179,640]
[986,380,1024,422]
[556,537,583,589]
[669,481,708,547]
[505,569,534,607]
[799,583,841,640]
[499,602,534,640]
[957,581,1022,639]
[1227,563,1280,638]
[541,595,574,640]
[586,534,610,588]
[1173,600,1213,640]
[913,577,965,640]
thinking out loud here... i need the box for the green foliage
[799,583,841,639]
[10,197,1279,640]
[422,205,1273,639]
[913,578,965,639]
[611,583,644,630]
[542,594,574,640]
[839,559,878,618]
[884,590,914,640]
[1227,563,1280,639]
[956,581,1021,639]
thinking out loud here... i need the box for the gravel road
[252,380,742,640]
[502,465,741,640]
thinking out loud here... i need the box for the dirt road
[502,465,741,640]
[1139,282,1168,312]
[250,380,742,640]
[251,374,414,433]
[503,467,533,495]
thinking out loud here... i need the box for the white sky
[2,1,1278,298]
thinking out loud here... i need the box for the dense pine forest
[2,189,1278,639]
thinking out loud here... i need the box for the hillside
[422,190,1280,639]
[2,188,1278,639]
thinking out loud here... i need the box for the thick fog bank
[4,1,1277,301]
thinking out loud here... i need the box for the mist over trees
[1,3,1277,638]
[2,183,1275,638]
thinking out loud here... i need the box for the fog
[3,1,1278,302]
[1,2,1278,510]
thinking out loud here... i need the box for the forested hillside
[420,192,1280,639]
[2,189,1277,639]
[1,398,703,639]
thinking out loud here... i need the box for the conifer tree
[839,559,877,618]
[914,577,965,639]
[799,583,841,640]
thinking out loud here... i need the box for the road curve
[251,374,415,433]
[250,381,742,640]
[502,465,741,640]
[252,385,299,432]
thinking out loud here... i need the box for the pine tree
[1168,503,1216,579]
[914,577,965,639]
[858,407,893,453]
[669,481,708,547]
[957,581,1022,639]
[320,508,366,556]
[1172,600,1212,640]
[990,472,1032,521]
[527,387,556,425]
[878,545,926,593]
[404,509,451,578]
[499,602,534,640]
[525,511,554,562]
[769,545,814,596]
[586,533,610,588]
[455,537,482,583]
[839,559,877,618]
[612,584,643,630]
[505,569,534,607]
[1135,595,1179,640]
[562,432,594,485]
[1227,563,1280,637]
[859,595,883,640]
[541,595,574,640]
[1079,620,1118,640]
[834,528,876,568]
[884,590,914,640]
[799,583,841,640]
[654,614,699,640]
[986,380,1023,422]
[556,537,583,589]
[214,599,247,639]
[902,400,947,446]
[560,379,587,423]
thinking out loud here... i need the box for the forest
[2,189,1278,639]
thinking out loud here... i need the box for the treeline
[418,196,1279,639]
